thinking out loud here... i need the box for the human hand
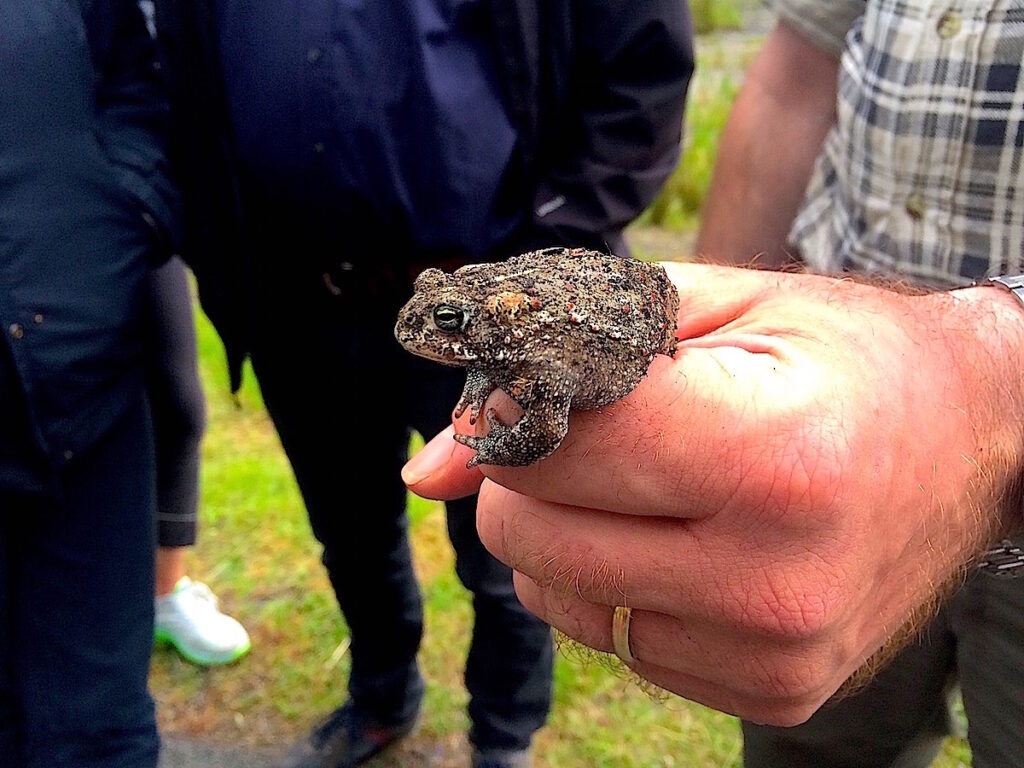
[402,263,1024,725]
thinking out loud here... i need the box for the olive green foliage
[689,0,744,34]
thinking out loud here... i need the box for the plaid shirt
[770,0,1024,288]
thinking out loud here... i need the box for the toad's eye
[433,304,466,332]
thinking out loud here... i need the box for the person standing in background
[148,255,251,668]
[0,1,178,765]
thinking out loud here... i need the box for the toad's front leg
[454,391,572,467]
[453,369,497,424]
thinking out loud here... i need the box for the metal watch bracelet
[976,275,1024,577]
[987,273,1024,304]
[974,540,1024,578]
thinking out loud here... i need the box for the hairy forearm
[696,22,839,268]
[842,281,1024,690]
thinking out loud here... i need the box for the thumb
[402,424,484,500]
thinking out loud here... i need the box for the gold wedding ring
[612,605,636,664]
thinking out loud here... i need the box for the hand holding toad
[403,262,1024,725]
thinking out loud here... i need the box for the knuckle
[533,542,593,595]
[475,482,534,570]
[476,487,601,598]
[734,648,839,726]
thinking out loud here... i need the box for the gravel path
[159,736,283,768]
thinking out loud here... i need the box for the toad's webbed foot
[454,396,571,467]
[453,369,495,425]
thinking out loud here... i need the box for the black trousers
[246,263,554,752]
[0,397,158,768]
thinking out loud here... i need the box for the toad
[394,247,678,467]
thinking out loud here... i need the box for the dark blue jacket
[156,0,694,392]
[0,0,179,490]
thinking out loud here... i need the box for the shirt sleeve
[526,0,694,257]
[764,0,865,58]
[87,0,181,261]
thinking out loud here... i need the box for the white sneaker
[155,577,251,666]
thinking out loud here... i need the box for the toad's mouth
[431,337,480,364]
[403,333,480,365]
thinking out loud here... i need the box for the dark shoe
[471,747,531,768]
[281,702,416,768]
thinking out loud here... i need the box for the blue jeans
[0,397,158,768]
[247,265,554,753]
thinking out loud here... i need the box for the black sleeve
[85,0,181,260]
[153,0,251,392]
[530,0,694,255]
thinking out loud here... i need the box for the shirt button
[307,47,322,64]
[936,10,961,38]
[905,193,927,220]
[33,313,43,325]
[313,141,326,155]
[9,323,23,340]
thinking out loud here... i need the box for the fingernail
[402,425,457,485]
